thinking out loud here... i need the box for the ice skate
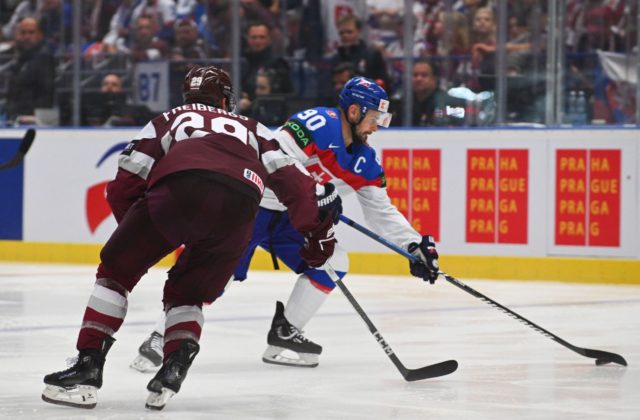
[41,336,115,409]
[262,301,322,368]
[130,331,164,373]
[145,339,200,411]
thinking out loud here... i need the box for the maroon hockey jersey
[107,103,321,233]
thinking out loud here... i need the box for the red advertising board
[412,150,440,240]
[466,149,529,244]
[555,149,587,245]
[382,149,441,240]
[383,150,410,220]
[467,149,497,243]
[555,149,621,247]
[588,150,620,246]
[497,149,528,244]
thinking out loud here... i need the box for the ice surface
[0,263,638,419]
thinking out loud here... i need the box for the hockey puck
[595,358,611,366]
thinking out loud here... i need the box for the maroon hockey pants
[77,172,258,351]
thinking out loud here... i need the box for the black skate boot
[145,339,200,411]
[41,336,115,409]
[262,301,322,368]
[130,331,164,372]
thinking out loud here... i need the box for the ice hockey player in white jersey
[130,76,440,370]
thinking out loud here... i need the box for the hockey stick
[0,128,36,171]
[324,264,458,381]
[338,214,628,367]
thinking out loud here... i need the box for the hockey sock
[153,312,166,336]
[163,305,204,359]
[76,278,128,350]
[284,275,330,330]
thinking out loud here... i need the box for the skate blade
[130,354,160,373]
[262,345,319,368]
[41,384,98,409]
[145,388,176,411]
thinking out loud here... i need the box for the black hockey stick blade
[0,128,36,170]
[19,128,36,154]
[402,359,458,382]
[330,273,457,382]
[582,348,627,366]
[439,271,628,367]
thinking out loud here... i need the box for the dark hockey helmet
[183,65,236,112]
[338,76,391,127]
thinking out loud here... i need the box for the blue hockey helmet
[338,77,392,127]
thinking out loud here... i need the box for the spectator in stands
[120,14,169,61]
[170,17,209,60]
[82,73,154,126]
[283,0,324,61]
[101,73,123,92]
[384,13,428,59]
[392,60,456,127]
[241,0,284,54]
[167,17,211,108]
[321,0,367,55]
[131,0,177,41]
[331,62,357,98]
[5,16,55,125]
[413,0,444,51]
[239,68,288,127]
[366,0,404,53]
[82,73,125,126]
[506,14,532,75]
[36,0,69,51]
[577,0,621,53]
[85,0,121,43]
[0,0,37,41]
[1,0,69,50]
[429,11,470,86]
[467,6,496,91]
[453,0,491,27]
[102,0,138,52]
[175,0,215,52]
[241,21,293,101]
[320,61,357,106]
[329,14,391,93]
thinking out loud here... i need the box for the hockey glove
[317,182,342,224]
[407,235,439,284]
[299,216,337,267]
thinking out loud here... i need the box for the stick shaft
[338,214,627,366]
[324,265,408,374]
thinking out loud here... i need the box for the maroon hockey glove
[408,235,439,284]
[299,216,337,267]
[317,182,342,224]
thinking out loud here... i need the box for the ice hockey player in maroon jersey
[41,66,340,411]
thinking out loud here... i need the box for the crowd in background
[0,0,637,127]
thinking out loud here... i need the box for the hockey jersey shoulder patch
[283,118,313,150]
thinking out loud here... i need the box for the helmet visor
[376,111,392,128]
[364,110,392,128]
[375,98,391,127]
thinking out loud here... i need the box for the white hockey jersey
[261,106,422,249]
